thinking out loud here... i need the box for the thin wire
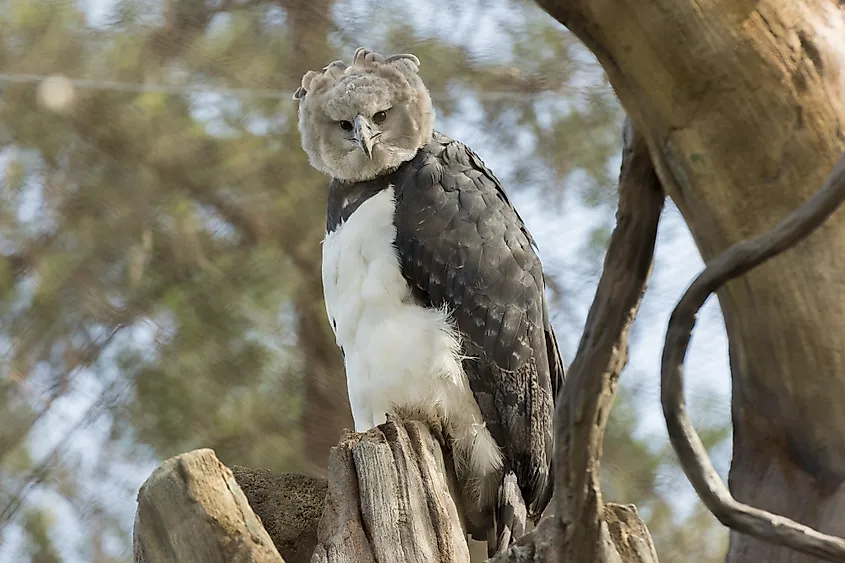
[0,72,289,99]
[0,71,572,102]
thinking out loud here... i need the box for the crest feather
[293,47,423,102]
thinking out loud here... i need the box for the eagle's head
[294,47,435,183]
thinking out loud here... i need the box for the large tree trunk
[533,1,845,561]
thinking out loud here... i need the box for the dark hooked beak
[353,115,374,159]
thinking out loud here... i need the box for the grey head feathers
[294,47,435,182]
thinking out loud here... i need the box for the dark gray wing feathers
[392,132,563,520]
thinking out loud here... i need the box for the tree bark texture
[489,504,657,563]
[661,153,845,562]
[312,417,471,563]
[532,1,845,561]
[133,449,286,563]
[231,465,328,563]
[133,421,477,563]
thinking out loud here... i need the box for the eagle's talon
[491,470,527,556]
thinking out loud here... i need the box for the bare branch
[554,118,663,561]
[661,152,845,561]
[490,503,656,563]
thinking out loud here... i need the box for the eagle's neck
[326,141,436,233]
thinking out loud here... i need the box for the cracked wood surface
[132,421,471,563]
[133,448,285,563]
[312,418,470,563]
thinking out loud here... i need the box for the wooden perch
[133,419,472,563]
[312,417,470,563]
[134,422,609,563]
[133,448,329,563]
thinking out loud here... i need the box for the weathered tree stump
[132,425,660,563]
[312,417,470,563]
[132,419,474,563]
[132,448,286,563]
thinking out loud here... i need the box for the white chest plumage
[321,186,503,489]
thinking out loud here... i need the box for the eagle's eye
[372,110,388,124]
[339,120,353,131]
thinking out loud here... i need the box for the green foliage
[0,0,729,561]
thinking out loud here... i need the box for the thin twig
[661,152,845,561]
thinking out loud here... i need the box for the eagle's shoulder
[392,131,546,372]
[410,131,538,246]
[392,131,561,521]
[393,132,559,519]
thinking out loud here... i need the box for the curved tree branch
[554,118,663,561]
[661,152,845,561]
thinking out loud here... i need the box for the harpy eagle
[294,47,564,555]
